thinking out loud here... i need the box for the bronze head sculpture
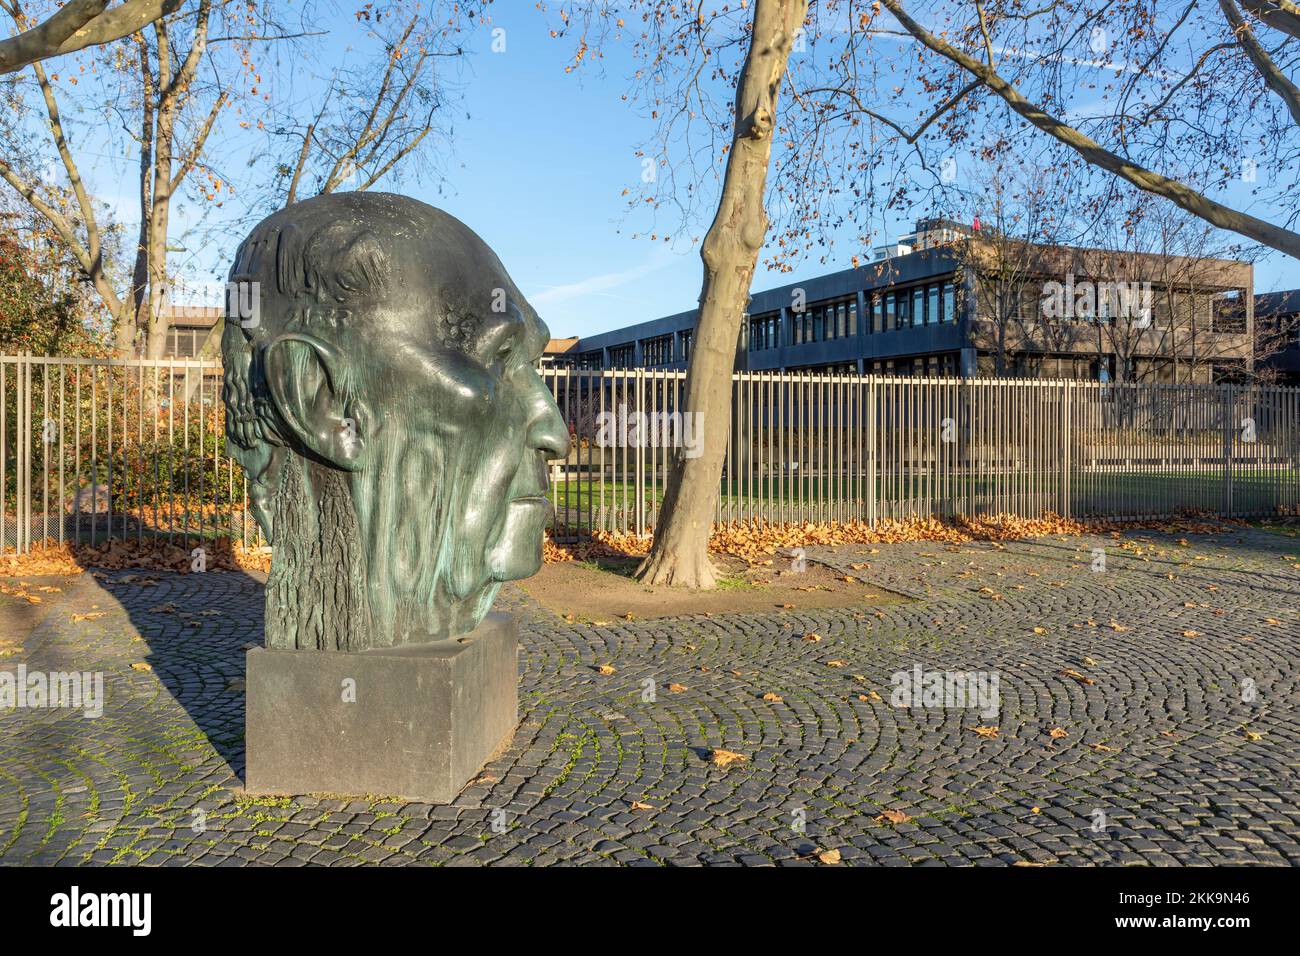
[221,192,569,651]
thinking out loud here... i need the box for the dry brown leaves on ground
[709,748,748,768]
[0,581,61,603]
[542,513,1240,565]
[4,512,1244,578]
[1,539,271,576]
[875,809,913,825]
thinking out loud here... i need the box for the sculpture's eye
[480,317,521,370]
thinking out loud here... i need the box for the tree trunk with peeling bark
[634,0,808,590]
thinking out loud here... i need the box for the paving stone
[2,528,1297,866]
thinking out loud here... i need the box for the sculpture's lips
[510,495,552,516]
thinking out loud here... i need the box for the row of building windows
[793,298,858,345]
[748,282,960,353]
[578,328,696,369]
[642,334,673,367]
[873,283,958,333]
[867,353,962,377]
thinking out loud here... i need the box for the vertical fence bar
[8,356,1300,552]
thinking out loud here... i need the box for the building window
[943,282,956,323]
[609,344,635,368]
[641,334,673,366]
[748,313,779,351]
[679,329,693,362]
[928,285,940,326]
[575,350,603,369]
[913,287,925,326]
[885,294,897,331]
[872,295,882,334]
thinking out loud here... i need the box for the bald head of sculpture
[221,192,570,649]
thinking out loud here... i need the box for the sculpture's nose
[524,371,571,461]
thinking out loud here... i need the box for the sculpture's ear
[263,333,367,471]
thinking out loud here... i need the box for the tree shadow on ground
[25,528,271,782]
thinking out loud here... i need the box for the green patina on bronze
[221,192,569,650]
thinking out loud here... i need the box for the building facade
[1255,289,1300,385]
[555,220,1255,383]
[159,305,223,359]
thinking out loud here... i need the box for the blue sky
[357,4,1300,338]
[44,2,1300,338]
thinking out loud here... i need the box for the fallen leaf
[1048,727,1069,739]
[875,808,912,824]
[816,848,842,865]
[1058,668,1096,686]
[761,692,783,702]
[710,748,748,768]
[667,683,687,693]
[630,800,655,811]
[596,664,616,675]
[130,662,152,672]
[825,659,848,668]
[968,725,1000,739]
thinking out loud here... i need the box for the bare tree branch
[879,0,1300,260]
[1221,0,1300,127]
[0,0,183,73]
[1241,0,1300,40]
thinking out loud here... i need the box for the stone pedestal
[244,613,518,803]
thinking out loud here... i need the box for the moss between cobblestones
[6,529,1298,866]
[0,766,29,856]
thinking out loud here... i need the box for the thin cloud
[529,249,677,308]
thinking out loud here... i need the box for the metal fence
[4,354,1299,553]
[1,353,253,554]
[543,368,1300,535]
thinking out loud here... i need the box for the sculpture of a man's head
[221,193,569,650]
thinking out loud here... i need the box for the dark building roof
[1255,288,1300,317]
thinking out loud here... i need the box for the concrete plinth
[244,613,518,804]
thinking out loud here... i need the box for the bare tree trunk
[635,0,807,589]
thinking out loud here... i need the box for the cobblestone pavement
[2,526,1298,866]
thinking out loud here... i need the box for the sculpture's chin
[488,497,552,581]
